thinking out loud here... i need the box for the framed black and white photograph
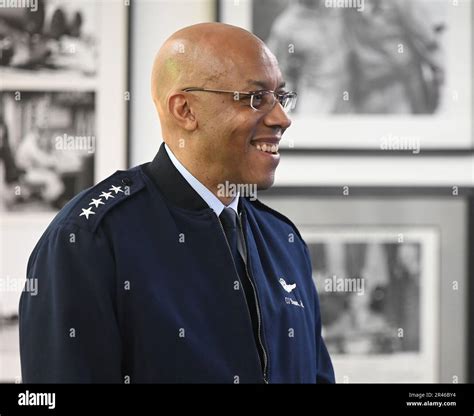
[0,0,98,87]
[259,186,472,382]
[219,0,473,150]
[305,226,439,383]
[0,90,95,212]
[0,0,128,189]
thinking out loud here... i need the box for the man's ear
[168,93,197,131]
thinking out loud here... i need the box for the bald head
[151,23,275,128]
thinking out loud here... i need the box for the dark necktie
[219,207,263,368]
[219,207,246,267]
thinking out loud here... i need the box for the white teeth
[253,142,279,154]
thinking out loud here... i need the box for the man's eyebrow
[246,80,286,90]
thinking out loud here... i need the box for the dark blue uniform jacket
[19,143,335,383]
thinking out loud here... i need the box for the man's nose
[263,101,292,131]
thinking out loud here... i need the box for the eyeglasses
[181,87,297,113]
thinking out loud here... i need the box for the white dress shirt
[164,143,239,216]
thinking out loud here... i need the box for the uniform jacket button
[121,177,132,186]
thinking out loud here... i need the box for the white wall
[130,0,214,165]
[275,154,474,186]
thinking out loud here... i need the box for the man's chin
[256,175,275,191]
[233,173,275,197]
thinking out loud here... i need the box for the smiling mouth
[250,141,279,155]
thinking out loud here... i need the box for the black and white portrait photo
[310,240,421,355]
[0,0,97,77]
[0,90,95,212]
[303,228,439,383]
[254,0,446,115]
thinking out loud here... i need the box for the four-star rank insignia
[72,169,145,232]
[79,185,126,220]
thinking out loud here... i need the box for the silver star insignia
[89,198,105,208]
[79,207,95,220]
[99,191,114,200]
[109,185,124,194]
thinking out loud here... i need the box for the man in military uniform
[19,23,334,383]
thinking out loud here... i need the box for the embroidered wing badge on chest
[279,277,304,308]
[279,277,296,293]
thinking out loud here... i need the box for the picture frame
[217,0,473,151]
[0,0,129,382]
[0,0,128,211]
[259,185,473,382]
[305,226,439,383]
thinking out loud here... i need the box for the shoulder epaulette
[62,166,145,233]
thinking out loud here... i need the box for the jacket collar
[143,142,211,211]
